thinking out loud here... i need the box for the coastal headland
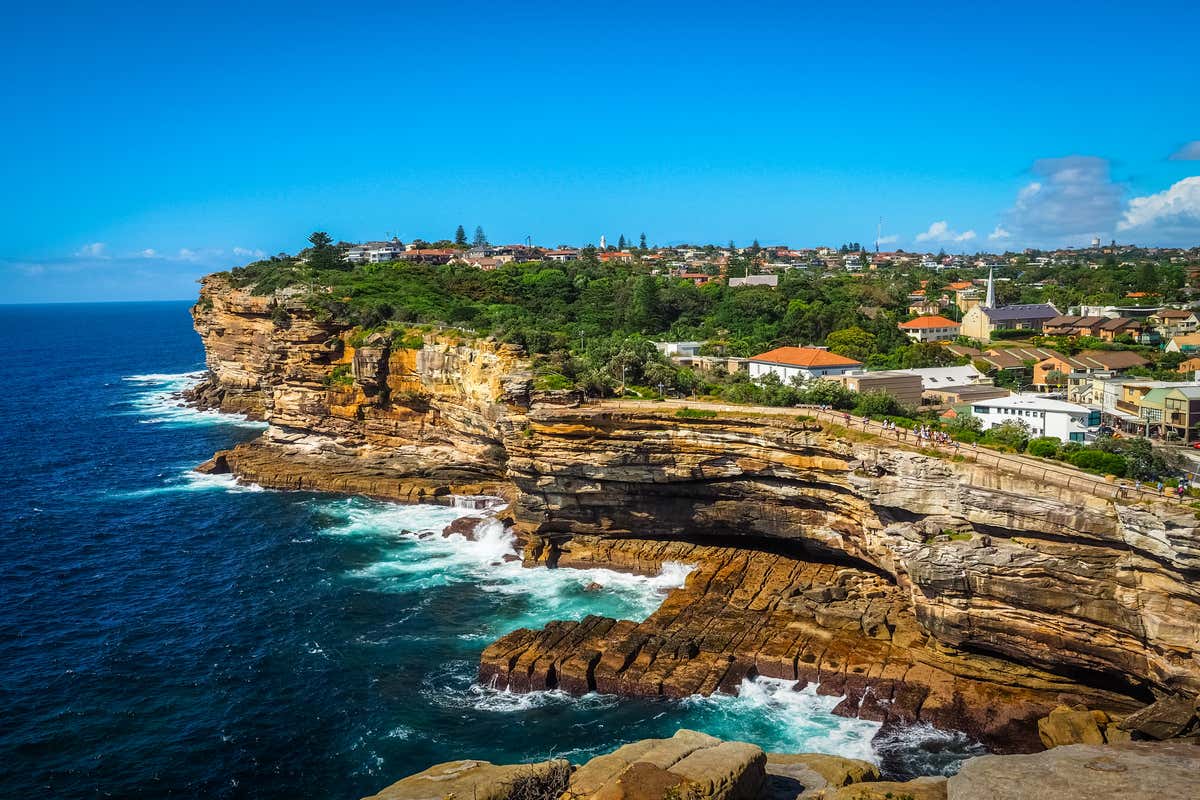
[189,275,1200,759]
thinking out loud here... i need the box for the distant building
[654,341,704,358]
[728,274,779,288]
[897,315,961,343]
[960,303,1061,340]
[1151,309,1200,337]
[748,347,863,383]
[1166,333,1200,354]
[968,394,1100,443]
[833,371,923,406]
[344,239,405,264]
[545,248,579,262]
[1032,350,1150,389]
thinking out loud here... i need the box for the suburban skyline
[2,0,1199,302]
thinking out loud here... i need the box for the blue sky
[2,0,1199,302]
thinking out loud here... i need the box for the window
[1069,432,1084,442]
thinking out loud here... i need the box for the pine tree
[473,226,488,247]
[639,232,647,251]
[618,234,627,251]
[455,225,467,246]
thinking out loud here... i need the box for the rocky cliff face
[189,276,1200,750]
[191,275,532,499]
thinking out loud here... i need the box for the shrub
[980,420,1030,452]
[502,761,572,800]
[270,303,291,329]
[676,408,719,419]
[325,364,354,388]
[1066,449,1126,476]
[396,333,426,350]
[853,390,913,419]
[1026,437,1061,459]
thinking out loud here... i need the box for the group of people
[913,424,954,445]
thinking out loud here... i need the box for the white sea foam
[121,371,267,430]
[113,470,267,499]
[321,501,692,627]
[681,677,882,764]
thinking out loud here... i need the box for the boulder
[762,753,879,799]
[362,758,570,800]
[945,742,1200,799]
[1036,705,1107,748]
[1116,694,1198,740]
[566,730,764,800]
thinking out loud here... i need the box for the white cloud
[915,221,975,243]
[988,225,1012,241]
[177,248,199,261]
[232,246,266,258]
[74,242,107,258]
[876,234,899,245]
[1000,155,1122,247]
[1169,141,1200,161]
[140,248,158,258]
[1116,176,1200,244]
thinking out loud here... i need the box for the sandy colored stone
[818,775,946,800]
[1037,705,1106,748]
[363,758,569,800]
[946,741,1200,799]
[566,731,763,800]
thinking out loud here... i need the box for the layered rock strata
[482,537,1140,751]
[506,408,1200,705]
[190,276,1200,750]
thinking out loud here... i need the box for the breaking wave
[319,499,692,631]
[122,372,267,429]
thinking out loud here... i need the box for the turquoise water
[0,303,978,799]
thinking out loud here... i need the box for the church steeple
[985,266,995,308]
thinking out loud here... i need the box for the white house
[897,314,961,343]
[968,393,1100,443]
[748,346,863,383]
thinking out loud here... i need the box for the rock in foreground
[362,758,569,800]
[364,733,1200,800]
[946,741,1200,799]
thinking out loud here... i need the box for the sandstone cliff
[188,276,1200,751]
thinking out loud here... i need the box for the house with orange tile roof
[897,315,961,343]
[748,346,863,383]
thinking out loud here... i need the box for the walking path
[593,398,1186,506]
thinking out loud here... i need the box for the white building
[654,341,704,358]
[748,346,863,383]
[728,274,779,288]
[969,393,1100,443]
[344,239,405,264]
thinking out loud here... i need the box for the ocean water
[0,302,980,799]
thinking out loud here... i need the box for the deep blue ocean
[0,302,979,799]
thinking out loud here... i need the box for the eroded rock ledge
[483,537,1140,752]
[189,275,1200,751]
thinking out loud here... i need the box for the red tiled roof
[750,347,862,368]
[898,315,960,329]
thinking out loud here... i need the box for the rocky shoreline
[186,275,1200,776]
[362,729,1200,800]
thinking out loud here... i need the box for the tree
[824,326,877,361]
[473,226,488,247]
[455,225,467,247]
[639,232,647,251]
[306,231,344,271]
[618,234,627,251]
